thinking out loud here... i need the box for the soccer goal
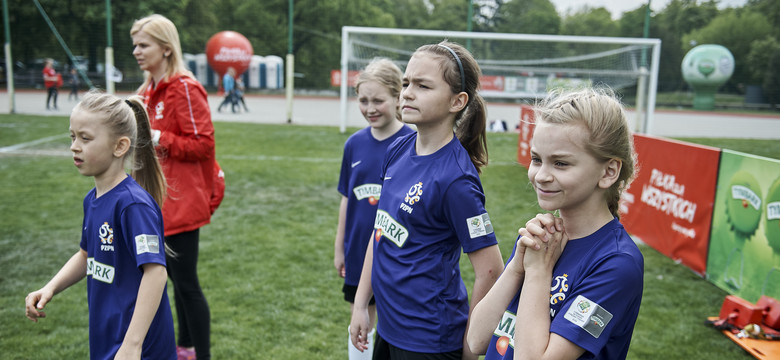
[339,26,661,134]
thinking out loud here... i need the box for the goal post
[339,26,661,134]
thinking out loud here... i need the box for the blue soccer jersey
[372,133,498,353]
[338,125,415,286]
[80,176,175,360]
[484,218,644,360]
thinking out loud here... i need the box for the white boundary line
[0,134,523,167]
[0,134,67,153]
[0,149,522,167]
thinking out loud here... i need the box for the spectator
[42,59,59,110]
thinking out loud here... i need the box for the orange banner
[480,75,505,91]
[620,134,721,275]
[516,105,535,168]
[330,70,360,87]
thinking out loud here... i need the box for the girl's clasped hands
[512,213,569,276]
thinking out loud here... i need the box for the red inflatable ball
[205,31,253,77]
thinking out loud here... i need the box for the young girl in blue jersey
[335,58,415,360]
[467,87,644,360]
[349,41,505,360]
[25,90,176,360]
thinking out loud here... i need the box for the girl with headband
[349,41,504,360]
[335,57,415,360]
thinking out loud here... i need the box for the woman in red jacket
[42,59,59,110]
[131,14,221,360]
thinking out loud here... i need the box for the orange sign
[620,134,720,275]
[516,105,535,168]
[330,70,360,87]
[480,75,504,91]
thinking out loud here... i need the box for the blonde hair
[355,58,403,120]
[413,41,489,173]
[74,89,167,207]
[131,14,193,92]
[533,87,636,218]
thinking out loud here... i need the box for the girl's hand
[506,235,529,276]
[349,306,371,352]
[509,213,565,274]
[25,288,53,322]
[522,224,568,273]
[113,343,142,360]
[334,252,346,278]
[519,213,564,250]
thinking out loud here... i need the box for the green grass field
[1,113,773,359]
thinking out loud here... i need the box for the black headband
[438,44,465,93]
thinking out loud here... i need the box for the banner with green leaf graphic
[707,149,780,302]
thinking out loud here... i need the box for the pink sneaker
[176,346,196,360]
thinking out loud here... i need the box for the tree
[179,1,218,56]
[2,0,774,92]
[1,0,185,88]
[748,0,780,36]
[217,1,288,64]
[618,4,655,38]
[287,0,397,88]
[427,0,470,31]
[492,0,560,35]
[560,7,618,37]
[651,0,718,91]
[762,46,780,106]
[391,0,435,30]
[747,36,780,105]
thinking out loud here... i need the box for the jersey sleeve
[337,138,353,197]
[79,190,94,251]
[550,253,643,356]
[120,203,167,268]
[158,79,215,162]
[442,176,498,253]
[379,134,411,181]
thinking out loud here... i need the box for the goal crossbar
[339,26,661,134]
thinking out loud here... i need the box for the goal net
[339,26,661,134]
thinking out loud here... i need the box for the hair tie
[438,44,465,93]
[125,99,133,107]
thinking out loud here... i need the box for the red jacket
[143,74,216,236]
[43,67,58,88]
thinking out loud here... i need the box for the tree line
[2,0,779,103]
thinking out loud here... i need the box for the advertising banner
[330,70,360,87]
[620,134,720,275]
[480,75,505,91]
[706,150,780,302]
[516,105,535,168]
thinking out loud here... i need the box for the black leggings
[166,229,211,360]
[373,331,462,360]
[46,87,57,108]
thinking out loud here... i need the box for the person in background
[217,67,237,113]
[43,59,59,110]
[234,76,249,113]
[25,89,175,360]
[349,41,504,360]
[335,57,414,360]
[131,14,222,360]
[467,87,644,360]
[69,68,81,101]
